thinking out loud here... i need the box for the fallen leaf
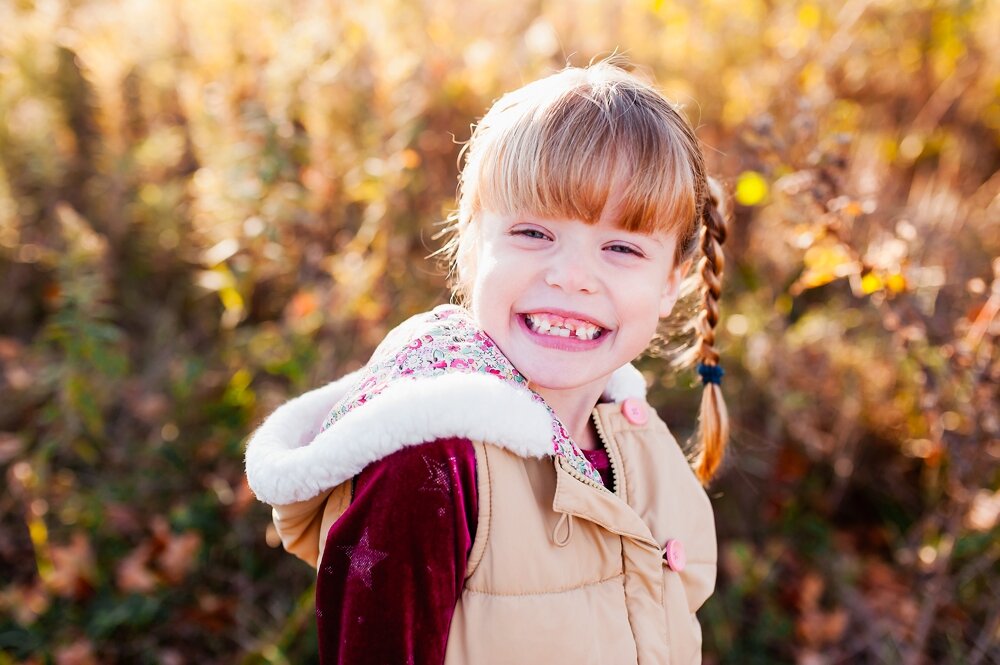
[116,541,159,593]
[46,532,95,600]
[156,530,202,585]
[55,639,97,665]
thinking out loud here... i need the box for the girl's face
[468,205,687,397]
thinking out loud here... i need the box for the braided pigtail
[692,178,730,484]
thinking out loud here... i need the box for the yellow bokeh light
[734,171,768,206]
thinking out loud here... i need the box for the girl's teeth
[526,315,602,340]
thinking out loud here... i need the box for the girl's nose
[544,250,599,293]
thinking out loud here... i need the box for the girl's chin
[516,362,610,394]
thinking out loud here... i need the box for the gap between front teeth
[525,314,602,340]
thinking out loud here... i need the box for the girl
[246,59,729,664]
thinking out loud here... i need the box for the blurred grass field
[0,0,998,663]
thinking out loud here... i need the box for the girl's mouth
[521,313,606,341]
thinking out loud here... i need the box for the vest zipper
[591,409,622,498]
[558,430,662,550]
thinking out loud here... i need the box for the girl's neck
[529,383,604,451]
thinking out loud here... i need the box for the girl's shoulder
[316,434,479,663]
[354,435,478,493]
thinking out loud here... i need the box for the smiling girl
[246,58,729,664]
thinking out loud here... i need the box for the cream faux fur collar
[245,348,647,506]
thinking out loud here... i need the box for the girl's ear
[658,257,692,318]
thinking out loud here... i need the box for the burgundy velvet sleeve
[315,436,478,665]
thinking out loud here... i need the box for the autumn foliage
[0,0,997,663]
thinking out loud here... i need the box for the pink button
[664,539,686,572]
[621,398,648,425]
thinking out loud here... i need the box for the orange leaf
[287,290,318,321]
[46,532,95,600]
[157,530,202,585]
[55,639,97,665]
[116,541,159,593]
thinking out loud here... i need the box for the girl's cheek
[474,239,504,273]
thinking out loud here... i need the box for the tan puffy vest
[273,400,716,664]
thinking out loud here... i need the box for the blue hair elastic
[697,362,724,386]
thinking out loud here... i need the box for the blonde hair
[436,59,730,484]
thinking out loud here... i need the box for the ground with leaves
[0,1,997,663]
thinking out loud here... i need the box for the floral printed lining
[320,304,606,487]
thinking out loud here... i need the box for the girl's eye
[512,228,550,240]
[606,244,644,257]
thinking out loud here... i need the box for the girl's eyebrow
[616,227,664,246]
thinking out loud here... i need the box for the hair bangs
[468,78,699,238]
